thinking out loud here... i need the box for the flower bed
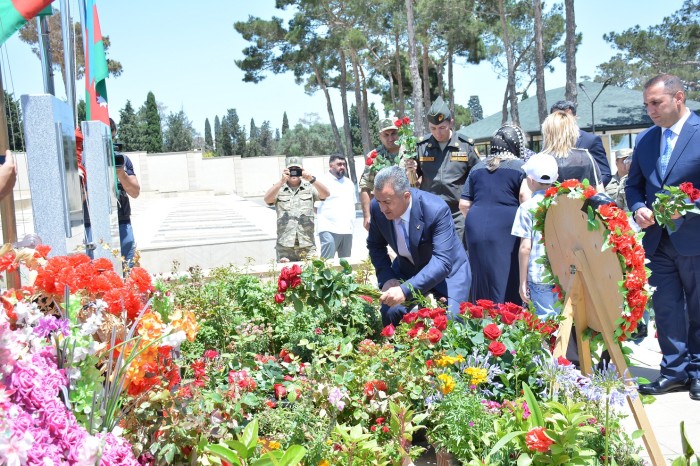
[1,250,648,465]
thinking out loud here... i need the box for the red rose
[433,314,448,331]
[500,310,517,325]
[402,117,410,125]
[376,417,385,424]
[265,400,277,409]
[469,305,484,319]
[380,324,395,337]
[407,322,425,338]
[366,157,374,166]
[274,383,287,399]
[488,341,507,357]
[476,299,495,309]
[679,182,699,201]
[279,349,293,363]
[459,302,468,315]
[278,279,288,292]
[370,149,378,159]
[382,425,390,433]
[525,427,553,453]
[427,327,442,344]
[274,293,285,304]
[483,323,502,340]
[394,119,403,127]
[402,312,419,323]
[417,307,432,318]
[371,425,377,432]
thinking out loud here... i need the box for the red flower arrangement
[535,179,652,340]
[274,264,303,304]
[379,306,447,345]
[652,181,700,231]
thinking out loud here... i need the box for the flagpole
[60,0,77,127]
[37,16,55,95]
[0,69,20,289]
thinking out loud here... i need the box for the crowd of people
[264,73,700,402]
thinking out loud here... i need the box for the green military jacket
[416,132,479,211]
[274,182,319,248]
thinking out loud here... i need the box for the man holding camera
[112,118,141,268]
[264,156,329,262]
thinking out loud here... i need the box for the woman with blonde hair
[541,111,603,189]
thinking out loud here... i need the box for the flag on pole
[84,0,109,125]
[0,0,52,46]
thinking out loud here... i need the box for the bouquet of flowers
[652,181,700,231]
[365,116,417,174]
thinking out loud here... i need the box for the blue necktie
[658,128,674,176]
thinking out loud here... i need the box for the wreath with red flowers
[532,179,652,341]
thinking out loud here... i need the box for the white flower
[0,429,34,466]
[161,329,186,349]
[80,309,104,336]
[75,435,102,466]
[13,302,42,326]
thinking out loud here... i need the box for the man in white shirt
[317,154,357,259]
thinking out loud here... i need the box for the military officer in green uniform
[416,96,480,244]
[264,156,330,262]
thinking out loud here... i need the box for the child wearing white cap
[511,153,560,318]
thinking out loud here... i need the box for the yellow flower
[464,366,488,386]
[434,354,465,367]
[437,373,455,395]
[171,309,199,341]
[318,461,330,466]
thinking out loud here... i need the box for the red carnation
[483,323,502,340]
[545,186,559,197]
[488,341,507,357]
[583,186,597,199]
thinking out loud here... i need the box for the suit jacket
[367,188,471,302]
[577,130,611,186]
[626,111,700,256]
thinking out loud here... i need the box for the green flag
[0,0,52,46]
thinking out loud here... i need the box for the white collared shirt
[661,108,691,155]
[393,197,413,263]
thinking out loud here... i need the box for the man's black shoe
[638,376,690,395]
[690,379,700,401]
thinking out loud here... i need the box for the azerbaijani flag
[84,0,108,125]
[0,0,52,46]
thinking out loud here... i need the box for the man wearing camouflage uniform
[605,148,633,211]
[416,96,480,244]
[264,156,329,262]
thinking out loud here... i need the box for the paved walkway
[129,194,698,464]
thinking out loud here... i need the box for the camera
[113,142,124,152]
[114,153,125,168]
[289,167,302,177]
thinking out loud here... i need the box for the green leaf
[240,419,259,451]
[517,454,533,466]
[278,445,307,465]
[205,444,243,465]
[522,383,544,427]
[487,430,525,458]
[681,421,696,458]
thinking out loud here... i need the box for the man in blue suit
[367,166,471,326]
[626,74,700,400]
[550,100,612,186]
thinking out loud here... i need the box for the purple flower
[33,317,70,338]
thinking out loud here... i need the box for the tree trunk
[359,63,371,153]
[534,0,548,124]
[395,31,405,116]
[448,47,455,119]
[405,0,425,135]
[564,0,577,103]
[313,65,344,155]
[389,69,397,114]
[498,0,520,126]
[339,50,358,183]
[350,49,371,154]
[421,40,431,111]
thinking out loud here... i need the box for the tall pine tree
[4,91,24,151]
[214,116,222,155]
[142,91,163,153]
[282,111,289,135]
[204,118,213,152]
[118,100,140,151]
[259,120,274,156]
[163,110,195,152]
[220,116,233,156]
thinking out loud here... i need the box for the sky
[0,0,686,137]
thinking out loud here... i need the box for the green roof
[459,81,700,143]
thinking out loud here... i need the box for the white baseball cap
[522,152,559,184]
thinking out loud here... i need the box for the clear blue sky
[0,0,685,137]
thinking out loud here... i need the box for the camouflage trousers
[276,242,316,262]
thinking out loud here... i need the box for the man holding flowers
[360,117,418,231]
[626,73,700,400]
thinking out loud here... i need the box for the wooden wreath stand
[546,196,666,465]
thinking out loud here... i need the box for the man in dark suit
[626,74,700,401]
[550,100,612,186]
[367,166,471,326]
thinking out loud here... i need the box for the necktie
[394,219,413,263]
[658,128,674,176]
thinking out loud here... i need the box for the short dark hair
[550,100,577,115]
[329,153,346,164]
[644,74,686,102]
[109,118,117,133]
